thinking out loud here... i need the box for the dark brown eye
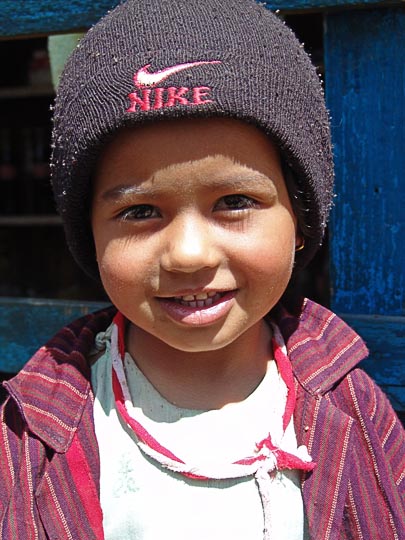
[119,204,160,220]
[215,194,257,210]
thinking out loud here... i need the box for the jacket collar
[5,307,116,452]
[5,299,367,452]
[272,298,369,395]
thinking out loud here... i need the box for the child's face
[92,118,299,353]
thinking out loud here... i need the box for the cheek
[242,219,296,277]
[236,235,295,318]
[248,244,295,287]
[95,237,147,293]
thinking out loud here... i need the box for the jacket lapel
[275,299,369,540]
[295,387,355,540]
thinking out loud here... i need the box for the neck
[126,320,273,410]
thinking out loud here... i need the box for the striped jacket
[0,299,404,539]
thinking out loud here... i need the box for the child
[1,1,404,538]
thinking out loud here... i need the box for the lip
[157,290,237,326]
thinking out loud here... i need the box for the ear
[295,231,305,252]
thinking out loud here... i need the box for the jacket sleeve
[0,397,22,513]
[0,396,48,539]
[331,367,405,537]
[347,368,405,498]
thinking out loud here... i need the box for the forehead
[95,117,283,183]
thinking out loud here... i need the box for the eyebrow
[99,172,277,201]
[100,184,158,201]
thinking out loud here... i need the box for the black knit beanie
[51,0,334,279]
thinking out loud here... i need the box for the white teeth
[177,292,213,302]
[173,291,224,307]
[182,294,195,301]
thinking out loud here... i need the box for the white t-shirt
[91,323,308,540]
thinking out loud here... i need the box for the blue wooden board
[0,0,117,37]
[0,298,108,373]
[265,0,403,8]
[0,0,403,38]
[340,313,405,410]
[325,8,405,317]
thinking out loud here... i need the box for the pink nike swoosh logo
[134,60,221,87]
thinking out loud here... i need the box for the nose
[160,214,220,274]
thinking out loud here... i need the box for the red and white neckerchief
[111,312,315,540]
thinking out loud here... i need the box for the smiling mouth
[157,290,236,325]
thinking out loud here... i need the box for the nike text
[127,86,214,112]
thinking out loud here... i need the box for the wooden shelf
[0,215,61,226]
[0,85,54,100]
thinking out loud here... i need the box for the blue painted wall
[324,8,405,409]
[325,9,405,317]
